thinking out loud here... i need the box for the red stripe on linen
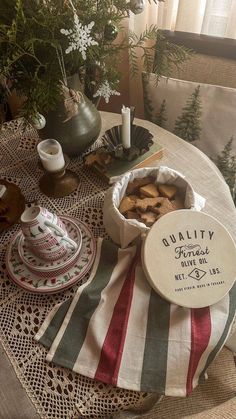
[186,307,211,395]
[95,250,140,386]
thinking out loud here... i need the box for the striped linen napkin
[35,238,236,396]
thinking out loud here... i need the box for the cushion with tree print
[142,72,236,159]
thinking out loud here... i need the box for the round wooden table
[0,112,235,419]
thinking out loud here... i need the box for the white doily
[0,119,156,419]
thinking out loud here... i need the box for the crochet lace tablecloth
[0,118,154,419]
[1,114,236,419]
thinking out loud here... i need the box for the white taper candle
[121,105,131,149]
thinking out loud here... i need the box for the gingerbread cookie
[135,197,160,212]
[119,196,136,214]
[126,177,154,195]
[118,177,185,227]
[140,211,158,227]
[158,184,177,199]
[128,195,139,203]
[152,197,174,217]
[139,183,159,198]
[85,150,113,168]
[126,210,141,221]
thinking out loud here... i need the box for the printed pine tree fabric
[36,238,236,396]
[142,72,236,159]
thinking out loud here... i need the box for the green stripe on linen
[200,283,236,381]
[39,297,73,348]
[141,289,171,393]
[51,239,118,370]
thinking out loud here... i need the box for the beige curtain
[135,0,236,38]
[129,0,236,117]
[129,4,158,117]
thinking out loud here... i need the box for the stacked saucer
[6,206,96,294]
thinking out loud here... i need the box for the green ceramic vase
[41,75,101,157]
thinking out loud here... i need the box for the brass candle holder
[38,155,80,198]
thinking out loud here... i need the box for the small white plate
[142,210,236,308]
[6,217,96,294]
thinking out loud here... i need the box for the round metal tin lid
[142,210,236,308]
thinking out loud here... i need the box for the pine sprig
[0,0,190,121]
[129,25,191,80]
[128,25,157,76]
[153,30,192,84]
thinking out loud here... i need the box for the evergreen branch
[129,25,191,80]
[153,30,192,81]
[0,0,186,121]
